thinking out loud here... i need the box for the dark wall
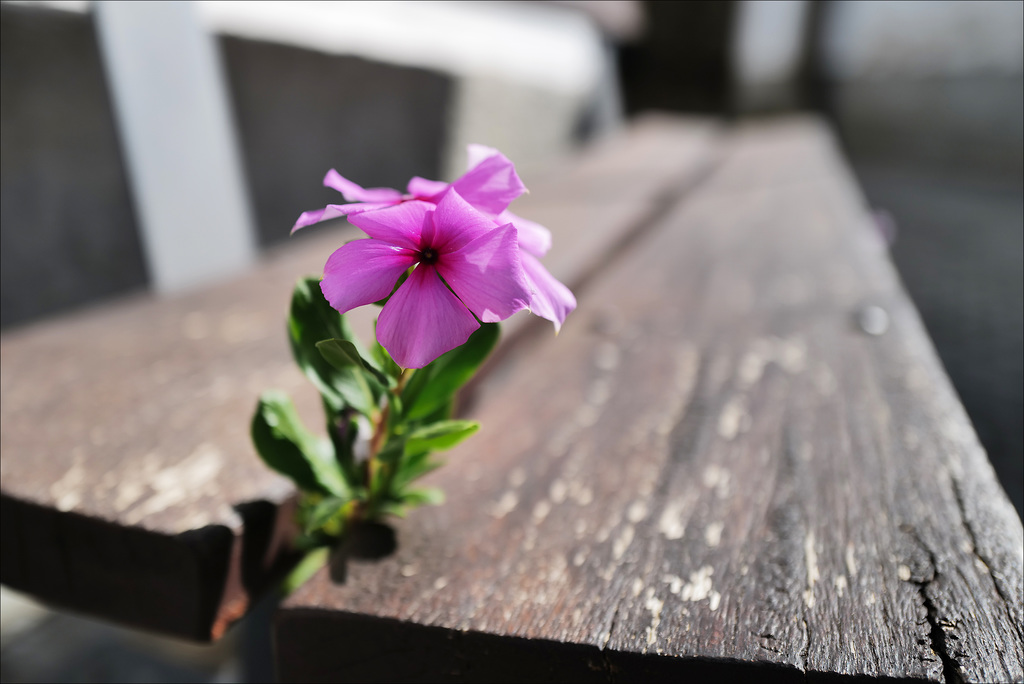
[618,1,736,115]
[220,37,452,248]
[1,5,147,330]
[806,10,1024,516]
[854,163,1024,517]
[0,9,453,330]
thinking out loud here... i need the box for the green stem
[359,368,413,522]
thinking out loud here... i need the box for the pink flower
[292,145,534,241]
[294,146,576,331]
[320,189,531,369]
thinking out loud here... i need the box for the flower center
[419,247,439,265]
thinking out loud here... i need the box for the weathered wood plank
[0,116,719,641]
[275,118,1024,682]
[0,235,327,640]
[497,114,721,341]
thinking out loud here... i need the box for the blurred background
[1,1,1021,681]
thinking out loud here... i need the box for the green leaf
[416,399,453,425]
[386,392,404,424]
[316,338,391,387]
[376,436,407,465]
[404,420,479,457]
[391,451,443,492]
[288,278,345,410]
[288,278,384,416]
[315,339,386,416]
[401,487,445,507]
[371,339,403,381]
[375,501,409,518]
[401,323,499,420]
[251,392,348,497]
[304,495,348,535]
[281,547,329,595]
[326,410,361,486]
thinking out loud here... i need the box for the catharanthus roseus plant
[251,146,575,553]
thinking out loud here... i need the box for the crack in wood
[949,474,1024,646]
[779,419,813,680]
[503,131,723,367]
[658,355,711,490]
[594,593,624,683]
[600,593,624,652]
[753,630,784,655]
[902,527,965,684]
[914,575,965,684]
[799,617,810,677]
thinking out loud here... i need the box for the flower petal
[451,150,526,215]
[430,189,501,253]
[348,200,433,250]
[407,176,449,200]
[521,253,576,332]
[291,202,393,234]
[324,169,403,203]
[377,265,480,369]
[320,239,417,314]
[466,143,501,171]
[436,223,531,323]
[500,209,552,257]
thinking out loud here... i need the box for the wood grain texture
[0,116,719,640]
[276,118,1024,683]
[0,230,332,639]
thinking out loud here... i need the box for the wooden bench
[0,114,717,641]
[2,115,1021,682]
[274,119,1024,682]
